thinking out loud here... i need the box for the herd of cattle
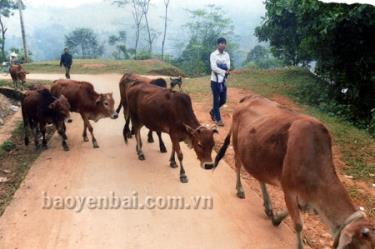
[8,64,375,248]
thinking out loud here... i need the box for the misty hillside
[5,1,265,65]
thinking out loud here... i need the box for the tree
[176,5,235,76]
[0,0,17,61]
[161,0,170,60]
[109,31,130,59]
[65,28,104,58]
[140,0,153,54]
[256,0,375,126]
[255,0,310,66]
[246,45,268,62]
[17,0,28,62]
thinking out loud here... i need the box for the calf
[214,94,375,249]
[22,87,71,151]
[9,64,28,89]
[127,82,217,183]
[116,72,168,153]
[51,79,118,148]
[170,76,183,91]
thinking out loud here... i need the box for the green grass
[184,67,375,183]
[23,59,185,76]
[0,79,51,88]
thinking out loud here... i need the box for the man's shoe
[215,120,224,127]
[209,110,215,121]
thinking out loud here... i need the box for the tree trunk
[144,13,152,54]
[161,0,169,60]
[0,16,6,61]
[18,0,28,63]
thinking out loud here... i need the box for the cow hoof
[160,146,167,153]
[237,191,246,199]
[93,143,99,149]
[63,146,70,152]
[83,137,89,142]
[147,137,154,143]
[42,144,48,149]
[170,161,177,168]
[138,154,145,160]
[24,138,29,146]
[180,175,189,183]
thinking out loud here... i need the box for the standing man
[209,37,230,126]
[60,48,73,79]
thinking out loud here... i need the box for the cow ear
[48,102,56,109]
[96,95,102,105]
[184,124,194,134]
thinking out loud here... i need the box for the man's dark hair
[217,37,227,44]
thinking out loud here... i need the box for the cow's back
[51,80,98,112]
[233,95,331,185]
[128,83,198,135]
[22,88,55,121]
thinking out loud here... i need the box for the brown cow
[116,72,168,153]
[51,79,118,148]
[214,94,375,249]
[126,82,218,183]
[9,64,28,89]
[22,87,71,151]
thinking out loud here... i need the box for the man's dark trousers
[65,66,71,79]
[211,81,227,122]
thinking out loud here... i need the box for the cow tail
[214,127,232,168]
[116,102,122,114]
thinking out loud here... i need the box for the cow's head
[49,94,72,129]
[335,216,375,249]
[11,65,28,83]
[96,93,118,119]
[184,124,218,170]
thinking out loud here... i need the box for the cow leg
[57,125,69,151]
[235,156,245,199]
[284,192,304,249]
[40,122,48,149]
[147,130,154,143]
[260,182,289,226]
[123,116,132,144]
[157,131,167,153]
[81,114,99,148]
[171,137,188,183]
[30,122,40,149]
[80,114,89,142]
[169,147,177,168]
[133,122,145,160]
[24,119,30,146]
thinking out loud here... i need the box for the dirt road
[0,74,295,249]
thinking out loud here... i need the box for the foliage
[256,0,375,128]
[175,5,236,76]
[65,28,104,59]
[1,140,15,152]
[244,45,283,69]
[108,31,130,59]
[0,0,18,61]
[9,47,33,63]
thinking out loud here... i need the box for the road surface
[0,74,295,249]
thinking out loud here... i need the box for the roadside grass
[0,79,51,89]
[183,68,375,184]
[23,59,185,76]
[0,122,54,216]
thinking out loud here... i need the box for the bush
[369,110,375,137]
[136,51,152,60]
[1,140,16,152]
